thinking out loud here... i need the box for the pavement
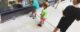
[0,1,80,32]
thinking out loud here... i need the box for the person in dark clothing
[53,0,80,32]
[54,6,80,32]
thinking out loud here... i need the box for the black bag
[76,8,80,21]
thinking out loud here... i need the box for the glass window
[38,0,45,4]
[21,0,30,7]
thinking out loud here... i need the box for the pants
[40,18,46,22]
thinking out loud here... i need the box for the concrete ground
[1,0,80,32]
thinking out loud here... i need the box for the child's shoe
[37,23,42,27]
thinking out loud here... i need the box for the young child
[37,2,48,27]
[29,0,40,19]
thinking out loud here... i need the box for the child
[29,0,40,19]
[37,2,48,27]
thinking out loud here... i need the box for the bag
[76,9,80,21]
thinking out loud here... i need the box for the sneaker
[37,23,42,27]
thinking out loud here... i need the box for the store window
[7,0,46,9]
[8,0,30,9]
[21,0,30,7]
[38,0,45,4]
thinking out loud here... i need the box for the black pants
[57,16,76,32]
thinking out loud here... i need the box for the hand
[53,28,59,32]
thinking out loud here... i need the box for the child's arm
[41,13,45,16]
[41,10,45,18]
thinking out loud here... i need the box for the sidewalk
[0,6,59,32]
[0,3,80,32]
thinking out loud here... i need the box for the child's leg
[40,18,46,24]
[33,11,36,19]
[30,6,35,17]
[37,18,46,27]
[32,7,36,19]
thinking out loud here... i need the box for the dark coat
[57,5,80,32]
